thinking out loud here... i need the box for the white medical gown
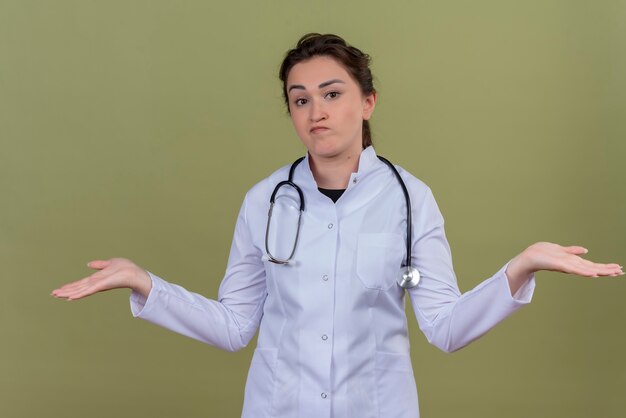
[130,146,535,418]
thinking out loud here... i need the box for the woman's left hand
[505,242,624,295]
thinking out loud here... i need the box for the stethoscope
[264,156,420,289]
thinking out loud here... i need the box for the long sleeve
[129,196,267,352]
[408,187,535,353]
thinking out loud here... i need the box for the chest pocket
[355,232,405,290]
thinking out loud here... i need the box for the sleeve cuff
[129,271,162,318]
[501,261,536,304]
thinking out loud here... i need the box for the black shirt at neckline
[318,188,346,203]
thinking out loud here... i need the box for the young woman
[52,33,623,418]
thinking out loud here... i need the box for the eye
[294,98,308,107]
[325,91,340,100]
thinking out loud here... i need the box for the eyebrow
[287,79,345,93]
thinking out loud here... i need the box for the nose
[309,99,327,122]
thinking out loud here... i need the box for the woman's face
[286,56,376,162]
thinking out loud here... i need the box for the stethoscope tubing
[265,157,305,264]
[375,156,412,269]
[264,154,419,288]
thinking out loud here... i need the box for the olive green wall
[1,1,625,417]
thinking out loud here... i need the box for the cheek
[290,112,309,135]
[289,111,302,127]
[339,103,364,126]
[292,115,304,130]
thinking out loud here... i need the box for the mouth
[310,126,330,134]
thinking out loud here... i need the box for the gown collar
[300,146,379,187]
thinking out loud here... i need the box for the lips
[310,126,329,134]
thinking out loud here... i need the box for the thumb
[564,246,588,256]
[87,259,111,270]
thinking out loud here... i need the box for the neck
[309,150,362,189]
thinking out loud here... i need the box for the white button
[321,392,328,399]
[322,274,329,281]
[321,334,328,341]
[327,223,334,229]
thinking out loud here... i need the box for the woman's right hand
[51,258,152,301]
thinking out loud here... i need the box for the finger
[52,264,119,298]
[568,262,623,277]
[66,288,96,301]
[67,280,114,300]
[52,268,110,294]
[594,265,624,276]
[570,256,620,271]
[568,267,599,277]
[53,274,100,294]
[553,257,606,277]
[52,281,84,295]
[52,275,96,293]
[53,283,91,298]
[579,259,623,274]
[59,281,98,299]
[55,268,127,298]
[563,246,588,256]
[87,260,111,270]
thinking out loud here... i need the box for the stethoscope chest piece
[397,266,420,289]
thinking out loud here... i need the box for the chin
[309,144,342,159]
[303,135,360,160]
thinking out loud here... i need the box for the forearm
[130,272,263,351]
[414,262,534,353]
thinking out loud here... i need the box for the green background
[1,1,625,417]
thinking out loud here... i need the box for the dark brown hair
[279,33,376,149]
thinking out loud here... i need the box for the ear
[362,92,377,121]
